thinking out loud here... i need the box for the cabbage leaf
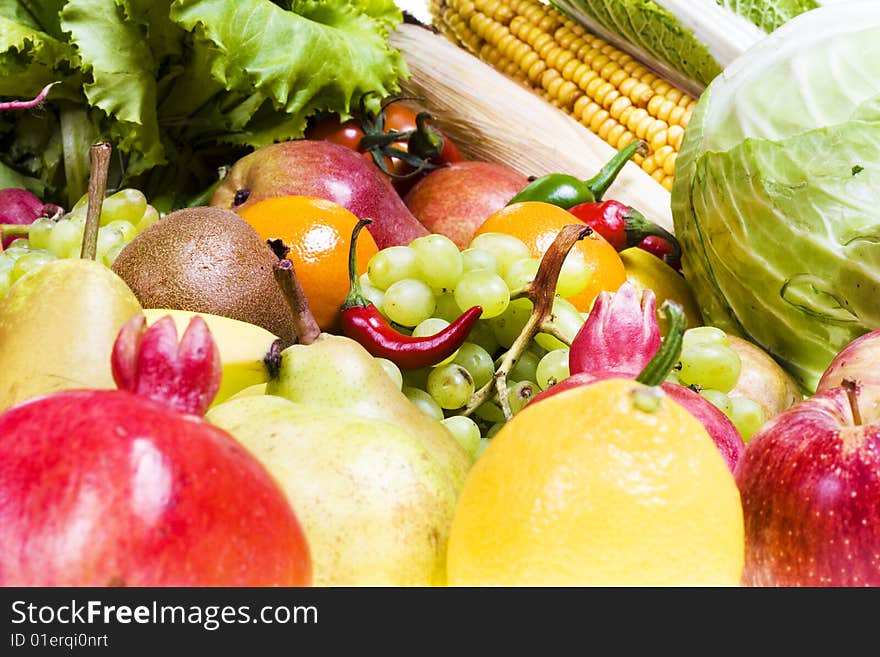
[672,3,880,391]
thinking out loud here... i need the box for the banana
[142,309,280,406]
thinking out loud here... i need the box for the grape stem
[80,142,111,261]
[462,224,593,421]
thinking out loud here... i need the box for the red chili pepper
[339,219,482,370]
[639,235,682,272]
[568,200,682,264]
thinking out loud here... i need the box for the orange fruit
[237,195,378,331]
[447,378,745,586]
[472,201,627,311]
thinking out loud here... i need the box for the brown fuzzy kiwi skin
[111,206,296,345]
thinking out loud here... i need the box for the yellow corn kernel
[434,0,694,186]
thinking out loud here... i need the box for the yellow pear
[0,259,143,412]
[207,394,458,586]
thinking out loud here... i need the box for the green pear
[206,394,458,586]
[265,333,473,492]
[0,259,143,412]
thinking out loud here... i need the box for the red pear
[211,140,428,248]
[403,161,529,248]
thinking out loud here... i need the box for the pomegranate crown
[568,281,661,378]
[111,315,222,416]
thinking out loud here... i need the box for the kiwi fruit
[111,206,296,344]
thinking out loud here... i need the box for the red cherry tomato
[305,117,364,151]
[305,100,463,194]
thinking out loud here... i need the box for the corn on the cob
[429,0,697,191]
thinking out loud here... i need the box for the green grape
[2,242,31,261]
[536,349,570,390]
[413,317,459,366]
[101,188,147,225]
[679,330,742,393]
[402,386,444,421]
[441,415,482,458]
[367,246,419,290]
[535,298,585,351]
[433,292,464,323]
[46,219,84,259]
[11,250,56,283]
[410,234,463,290]
[461,247,499,274]
[27,217,55,251]
[683,326,728,347]
[402,367,430,390]
[469,232,530,275]
[474,437,492,459]
[102,242,128,267]
[507,380,537,414]
[490,298,533,348]
[70,193,89,213]
[95,225,129,267]
[474,400,506,423]
[135,205,161,233]
[454,269,510,319]
[485,422,505,439]
[452,342,495,389]
[503,257,540,291]
[467,319,501,356]
[556,252,591,298]
[375,357,403,390]
[729,396,765,442]
[700,388,733,417]
[507,349,540,383]
[382,278,436,327]
[102,219,138,243]
[0,255,15,298]
[360,280,385,309]
[426,363,475,409]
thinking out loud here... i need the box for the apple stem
[80,142,111,261]
[842,377,862,425]
[269,239,322,348]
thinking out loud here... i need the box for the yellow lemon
[619,247,702,333]
[447,378,744,586]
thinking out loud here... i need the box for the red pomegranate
[0,314,311,586]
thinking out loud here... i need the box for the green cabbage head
[672,1,880,392]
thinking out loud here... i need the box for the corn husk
[389,22,674,232]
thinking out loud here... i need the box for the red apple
[0,315,311,586]
[816,329,880,393]
[735,381,880,586]
[403,161,529,248]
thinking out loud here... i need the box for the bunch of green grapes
[670,326,764,441]
[359,231,585,458]
[0,188,159,298]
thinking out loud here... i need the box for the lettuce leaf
[0,0,408,207]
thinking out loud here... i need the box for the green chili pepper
[507,139,647,209]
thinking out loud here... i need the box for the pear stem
[80,142,111,261]
[842,378,862,426]
[269,239,322,348]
